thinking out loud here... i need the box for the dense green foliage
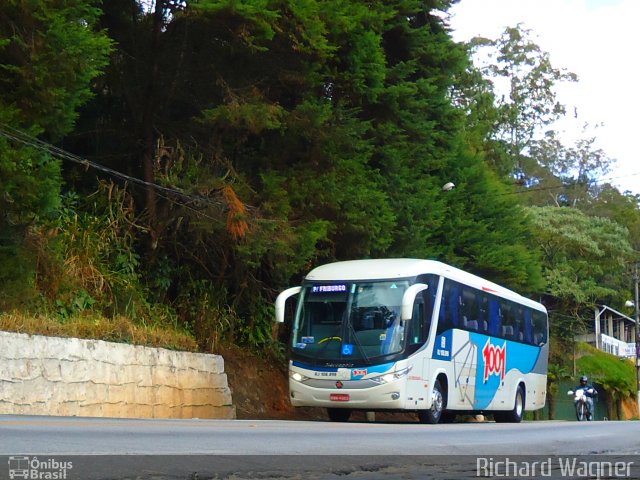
[0,0,111,307]
[0,1,639,371]
[577,345,636,397]
[528,206,633,311]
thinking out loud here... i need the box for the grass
[0,310,198,352]
[576,342,636,397]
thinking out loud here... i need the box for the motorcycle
[567,387,595,421]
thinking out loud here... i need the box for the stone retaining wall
[0,331,235,419]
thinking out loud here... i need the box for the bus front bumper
[289,378,407,410]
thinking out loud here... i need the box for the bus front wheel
[418,379,444,424]
[327,408,351,422]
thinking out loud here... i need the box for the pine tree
[0,0,111,306]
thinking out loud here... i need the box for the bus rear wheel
[327,408,351,422]
[494,385,524,423]
[418,379,444,424]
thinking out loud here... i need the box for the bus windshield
[291,280,410,364]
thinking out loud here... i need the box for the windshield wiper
[344,309,371,364]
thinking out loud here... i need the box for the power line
[0,123,226,222]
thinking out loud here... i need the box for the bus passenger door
[404,297,428,409]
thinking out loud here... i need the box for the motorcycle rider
[574,375,597,420]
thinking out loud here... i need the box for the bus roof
[304,259,546,312]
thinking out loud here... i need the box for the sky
[448,0,640,195]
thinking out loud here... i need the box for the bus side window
[411,301,423,341]
[449,283,460,328]
[416,273,437,335]
[461,288,479,331]
[532,311,547,345]
[437,281,455,334]
[523,309,534,344]
[437,280,451,335]
[501,301,515,339]
[437,287,447,335]
[488,298,501,336]
[407,298,426,354]
[478,293,488,333]
[514,306,525,342]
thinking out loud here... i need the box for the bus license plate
[330,393,350,402]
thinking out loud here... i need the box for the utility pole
[634,263,640,419]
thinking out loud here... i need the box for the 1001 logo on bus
[482,338,506,383]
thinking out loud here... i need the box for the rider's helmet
[580,375,588,386]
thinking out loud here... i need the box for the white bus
[275,259,548,423]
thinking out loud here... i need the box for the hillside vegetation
[1,1,639,408]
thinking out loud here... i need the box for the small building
[575,305,637,358]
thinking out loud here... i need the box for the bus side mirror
[401,283,429,321]
[275,287,301,323]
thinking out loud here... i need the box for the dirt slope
[219,344,324,420]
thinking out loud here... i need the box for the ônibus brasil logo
[8,456,73,479]
[482,338,506,383]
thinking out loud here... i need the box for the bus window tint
[350,282,407,356]
[460,288,478,331]
[407,298,425,352]
[293,286,347,348]
[532,311,548,345]
[523,309,534,344]
[488,298,501,336]
[437,280,456,334]
[500,302,515,339]
[448,283,460,328]
[434,278,547,346]
[515,306,525,341]
[412,274,438,344]
[478,293,489,333]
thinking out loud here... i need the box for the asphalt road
[1,415,639,479]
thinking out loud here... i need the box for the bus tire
[495,385,524,423]
[327,408,351,422]
[418,379,444,424]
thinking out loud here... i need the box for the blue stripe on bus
[432,329,543,410]
[469,332,541,410]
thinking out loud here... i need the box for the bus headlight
[382,373,395,383]
[371,366,412,384]
[290,372,308,382]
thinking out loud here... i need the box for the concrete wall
[0,331,235,419]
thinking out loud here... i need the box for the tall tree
[435,152,544,293]
[361,0,467,259]
[0,0,111,306]
[468,24,577,179]
[582,186,640,253]
[527,206,633,323]
[65,0,546,346]
[524,127,614,208]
